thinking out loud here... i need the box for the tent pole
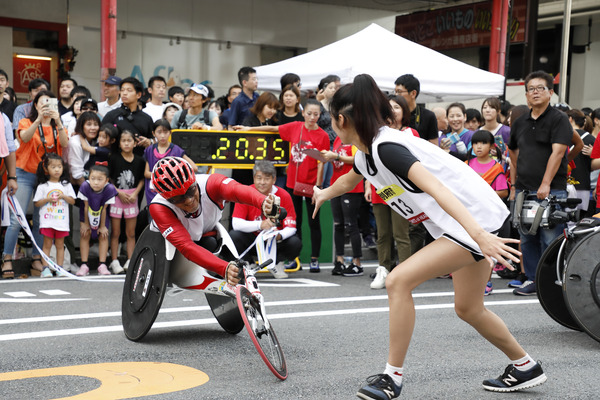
[558,0,572,103]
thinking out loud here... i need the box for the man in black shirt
[58,77,77,116]
[508,70,577,296]
[102,77,154,157]
[394,74,438,145]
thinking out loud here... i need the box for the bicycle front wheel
[236,286,288,380]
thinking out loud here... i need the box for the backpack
[176,109,211,129]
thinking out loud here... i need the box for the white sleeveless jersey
[354,126,508,254]
[150,174,223,241]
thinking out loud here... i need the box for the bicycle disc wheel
[236,286,287,380]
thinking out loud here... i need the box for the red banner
[395,0,527,51]
[13,56,52,93]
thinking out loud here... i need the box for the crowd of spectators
[1,66,599,298]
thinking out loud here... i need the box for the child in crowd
[32,153,76,277]
[144,119,196,204]
[81,124,118,169]
[234,99,329,272]
[466,129,509,295]
[77,163,119,276]
[109,130,145,273]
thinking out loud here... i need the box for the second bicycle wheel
[236,286,288,380]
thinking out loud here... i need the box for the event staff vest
[354,126,508,254]
[150,174,222,241]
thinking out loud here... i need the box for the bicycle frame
[165,223,273,327]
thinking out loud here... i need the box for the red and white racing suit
[149,173,266,277]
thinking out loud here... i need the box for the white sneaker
[123,259,130,272]
[109,259,124,275]
[370,266,388,289]
[268,262,289,279]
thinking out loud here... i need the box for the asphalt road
[0,264,598,400]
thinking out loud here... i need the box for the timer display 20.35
[171,130,289,166]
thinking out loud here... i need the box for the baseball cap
[102,75,122,85]
[189,83,209,98]
[81,98,98,111]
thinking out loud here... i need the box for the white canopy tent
[255,23,505,103]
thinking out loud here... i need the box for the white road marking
[0,298,540,341]
[4,291,36,298]
[0,298,88,303]
[258,278,339,287]
[39,289,70,296]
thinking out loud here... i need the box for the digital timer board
[171,130,290,167]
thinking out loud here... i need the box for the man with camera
[508,71,577,296]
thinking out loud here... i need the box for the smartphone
[494,135,506,153]
[46,98,58,113]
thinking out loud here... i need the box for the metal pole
[489,0,503,73]
[101,0,117,101]
[558,0,572,102]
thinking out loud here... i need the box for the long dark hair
[28,90,57,125]
[329,74,393,148]
[36,153,70,185]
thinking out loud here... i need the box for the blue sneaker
[513,280,536,296]
[309,259,320,273]
[483,362,547,392]
[508,273,527,288]
[357,374,402,400]
[40,267,53,278]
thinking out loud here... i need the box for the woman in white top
[312,74,546,400]
[68,111,101,186]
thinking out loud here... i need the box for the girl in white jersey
[312,74,547,400]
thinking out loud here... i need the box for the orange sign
[13,56,51,93]
[395,0,527,51]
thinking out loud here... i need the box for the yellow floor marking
[0,362,209,400]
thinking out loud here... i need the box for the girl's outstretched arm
[312,169,363,218]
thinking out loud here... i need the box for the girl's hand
[321,150,337,162]
[582,144,593,156]
[117,191,128,202]
[80,222,91,236]
[311,187,326,218]
[364,184,372,202]
[473,230,521,269]
[315,89,325,102]
[232,125,249,131]
[98,226,109,238]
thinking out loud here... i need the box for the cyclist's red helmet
[151,157,196,199]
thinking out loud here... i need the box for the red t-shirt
[232,184,296,232]
[591,135,600,193]
[278,121,329,189]
[330,136,363,193]
[371,126,420,204]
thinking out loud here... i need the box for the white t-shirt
[98,99,122,119]
[33,181,77,232]
[143,102,165,122]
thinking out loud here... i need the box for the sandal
[2,259,14,280]
[30,257,44,277]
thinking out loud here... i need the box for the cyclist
[149,157,277,286]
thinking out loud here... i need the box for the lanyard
[37,123,58,155]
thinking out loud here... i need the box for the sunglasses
[167,184,198,204]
